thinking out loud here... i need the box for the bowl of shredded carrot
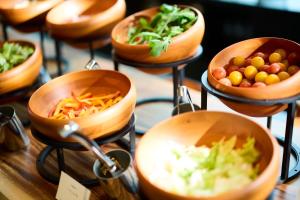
[28,69,136,141]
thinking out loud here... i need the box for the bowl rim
[28,69,135,122]
[136,110,280,199]
[46,0,123,27]
[0,40,39,80]
[208,37,300,98]
[0,0,62,11]
[111,4,204,49]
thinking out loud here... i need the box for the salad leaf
[127,4,197,56]
[0,42,34,73]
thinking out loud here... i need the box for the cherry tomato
[219,78,232,86]
[265,74,280,85]
[267,63,281,74]
[252,82,267,87]
[244,65,258,80]
[274,49,287,59]
[251,56,265,68]
[287,65,300,75]
[253,52,268,60]
[232,56,245,66]
[212,67,227,80]
[269,52,282,63]
[229,71,243,85]
[239,79,252,87]
[226,65,240,75]
[287,52,298,65]
[278,71,290,81]
[255,71,268,82]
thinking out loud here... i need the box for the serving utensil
[59,122,140,200]
[0,106,29,151]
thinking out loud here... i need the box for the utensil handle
[84,59,101,70]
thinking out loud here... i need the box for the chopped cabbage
[150,136,260,196]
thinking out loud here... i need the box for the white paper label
[56,171,91,200]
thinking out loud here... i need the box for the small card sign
[56,172,91,200]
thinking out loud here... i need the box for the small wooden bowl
[208,37,300,117]
[136,111,280,200]
[111,5,205,64]
[46,0,126,40]
[0,40,42,95]
[28,69,136,142]
[0,0,63,25]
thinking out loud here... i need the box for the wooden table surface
[0,65,300,200]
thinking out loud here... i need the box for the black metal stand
[200,70,300,183]
[112,46,203,134]
[31,115,136,186]
[1,21,8,40]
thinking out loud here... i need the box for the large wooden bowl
[208,37,300,117]
[0,0,63,25]
[46,0,126,40]
[28,69,136,141]
[111,5,205,64]
[136,111,280,200]
[0,40,42,95]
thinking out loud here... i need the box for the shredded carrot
[49,91,123,119]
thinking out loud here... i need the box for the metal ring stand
[112,46,203,134]
[31,115,136,186]
[200,70,300,183]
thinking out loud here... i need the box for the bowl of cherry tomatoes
[208,37,300,117]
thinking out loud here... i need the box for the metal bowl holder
[200,70,300,183]
[111,46,203,134]
[30,60,136,186]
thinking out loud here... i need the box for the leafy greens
[150,136,260,196]
[0,42,34,73]
[127,4,197,56]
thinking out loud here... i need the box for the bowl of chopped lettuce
[111,4,205,63]
[136,111,280,200]
[0,41,42,94]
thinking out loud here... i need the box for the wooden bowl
[0,40,42,95]
[46,0,126,40]
[111,5,205,64]
[208,37,300,117]
[28,69,136,141]
[0,0,63,25]
[136,111,280,200]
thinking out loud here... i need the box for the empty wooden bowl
[111,5,205,64]
[28,69,136,141]
[136,111,280,200]
[208,37,300,117]
[0,0,63,25]
[0,40,42,95]
[46,0,126,40]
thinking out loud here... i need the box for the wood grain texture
[46,0,126,40]
[207,37,300,117]
[0,40,42,95]
[111,5,205,63]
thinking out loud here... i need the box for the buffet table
[0,66,299,200]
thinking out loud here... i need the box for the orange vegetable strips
[49,91,123,119]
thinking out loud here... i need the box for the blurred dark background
[123,0,300,82]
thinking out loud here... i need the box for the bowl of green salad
[136,111,280,200]
[0,40,42,94]
[111,4,205,64]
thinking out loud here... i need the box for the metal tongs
[59,122,118,176]
[172,85,200,116]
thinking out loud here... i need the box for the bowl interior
[136,111,276,198]
[112,5,199,44]
[29,70,131,118]
[47,0,117,24]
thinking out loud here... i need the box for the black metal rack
[112,46,203,134]
[200,70,300,182]
[31,115,135,187]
